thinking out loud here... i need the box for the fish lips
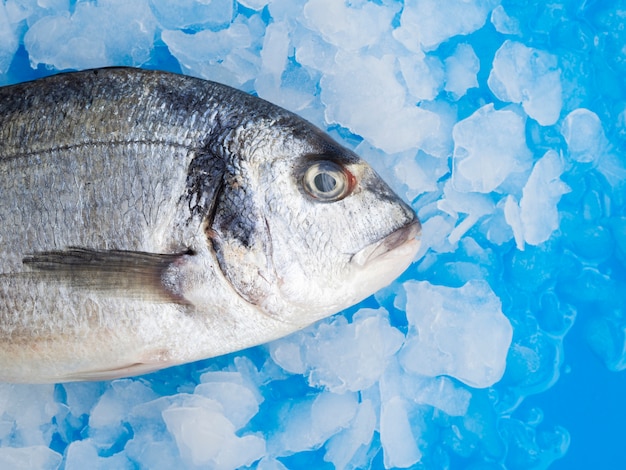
[351,219,421,268]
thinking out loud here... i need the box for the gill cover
[208,168,276,308]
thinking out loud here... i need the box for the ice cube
[488,40,562,125]
[444,43,480,100]
[268,392,358,455]
[271,309,404,393]
[320,52,440,154]
[380,396,422,468]
[149,0,233,31]
[452,104,533,193]
[162,395,265,469]
[0,446,61,470]
[394,0,500,52]
[302,0,396,52]
[520,150,570,245]
[0,3,18,75]
[24,0,156,70]
[324,399,376,469]
[491,5,522,35]
[400,280,513,388]
[162,22,260,88]
[65,439,132,470]
[561,108,607,164]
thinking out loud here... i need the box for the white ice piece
[452,104,533,193]
[394,0,500,52]
[444,43,480,99]
[380,396,422,468]
[302,0,395,52]
[23,0,156,70]
[162,395,265,470]
[162,23,260,88]
[0,3,18,75]
[520,150,570,246]
[270,309,403,393]
[150,0,233,30]
[320,52,440,154]
[488,40,562,125]
[400,280,513,388]
[0,446,62,470]
[561,108,607,164]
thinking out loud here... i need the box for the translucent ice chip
[268,392,358,455]
[238,0,270,10]
[394,0,500,52]
[162,394,265,470]
[320,52,440,154]
[400,280,513,388]
[270,309,403,393]
[63,382,106,418]
[194,378,261,429]
[0,446,61,470]
[255,21,316,111]
[380,396,422,468]
[561,108,607,164]
[324,399,376,469]
[452,104,533,193]
[490,4,522,35]
[294,28,337,72]
[504,194,524,250]
[162,23,260,88]
[398,53,444,102]
[302,0,396,52]
[65,439,132,470]
[24,0,157,70]
[90,380,156,429]
[259,21,290,85]
[149,0,233,31]
[488,40,562,125]
[438,181,496,245]
[257,457,289,470]
[0,3,18,75]
[505,150,569,248]
[88,379,157,448]
[444,43,480,100]
[0,384,58,447]
[407,375,472,417]
[520,150,570,245]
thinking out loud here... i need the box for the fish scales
[0,68,420,383]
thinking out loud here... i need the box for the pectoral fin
[23,247,193,304]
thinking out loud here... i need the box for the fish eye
[302,160,352,202]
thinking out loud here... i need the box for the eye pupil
[314,172,337,193]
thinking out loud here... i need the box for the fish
[0,67,420,383]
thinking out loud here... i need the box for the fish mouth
[351,219,421,267]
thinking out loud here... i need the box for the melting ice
[1,0,624,468]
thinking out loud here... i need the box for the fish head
[208,117,420,327]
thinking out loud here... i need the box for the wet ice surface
[2,0,626,468]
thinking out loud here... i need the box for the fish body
[0,68,419,383]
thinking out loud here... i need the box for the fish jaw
[346,219,421,300]
[351,219,421,268]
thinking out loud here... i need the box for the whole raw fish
[0,68,420,383]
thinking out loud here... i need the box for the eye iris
[303,160,351,202]
[314,172,337,193]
